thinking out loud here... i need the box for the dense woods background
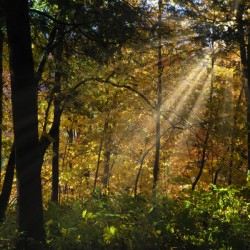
[0,0,249,249]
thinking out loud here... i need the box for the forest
[0,0,249,249]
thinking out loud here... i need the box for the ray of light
[163,57,210,125]
[161,56,213,168]
[132,55,211,152]
[184,74,212,125]
[163,60,206,111]
[165,74,212,181]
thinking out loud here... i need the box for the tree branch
[29,8,93,27]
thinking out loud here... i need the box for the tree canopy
[0,0,249,249]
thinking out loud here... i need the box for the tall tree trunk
[153,0,163,193]
[0,17,59,224]
[213,168,220,185]
[134,144,155,197]
[0,144,15,222]
[192,131,209,190]
[247,27,250,175]
[93,136,103,194]
[35,26,57,85]
[102,121,111,194]
[5,0,45,244]
[236,2,250,173]
[51,36,63,203]
[67,127,74,170]
[51,113,60,202]
[0,22,3,182]
[228,88,243,185]
[103,149,111,192]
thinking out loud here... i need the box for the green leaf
[110,226,116,235]
[82,210,87,219]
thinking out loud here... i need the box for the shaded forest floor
[1,186,250,250]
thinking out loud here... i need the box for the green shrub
[1,187,249,249]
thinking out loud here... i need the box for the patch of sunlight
[163,61,205,109]
[185,74,212,125]
[171,74,212,154]
[137,52,214,148]
[163,56,210,124]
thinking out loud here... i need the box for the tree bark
[5,0,45,243]
[0,25,3,182]
[93,136,103,194]
[247,27,250,174]
[103,148,111,191]
[35,26,58,85]
[0,144,15,222]
[51,35,63,203]
[134,144,155,197]
[192,131,209,191]
[213,168,220,185]
[51,118,60,202]
[0,15,60,224]
[153,0,163,193]
[102,121,111,194]
[236,2,250,173]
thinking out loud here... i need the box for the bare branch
[29,8,93,27]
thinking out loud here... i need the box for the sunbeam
[163,60,205,110]
[169,73,212,157]
[163,56,210,125]
[184,73,212,126]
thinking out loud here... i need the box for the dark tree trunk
[236,2,250,173]
[5,0,45,243]
[93,107,115,194]
[103,148,111,191]
[35,26,58,85]
[102,121,111,193]
[67,127,74,170]
[0,144,15,222]
[192,131,209,191]
[0,26,3,182]
[0,17,59,224]
[51,37,63,203]
[51,126,60,202]
[213,168,220,185]
[134,144,155,197]
[153,113,161,192]
[247,27,250,174]
[153,0,163,193]
[93,137,103,193]
[228,88,243,185]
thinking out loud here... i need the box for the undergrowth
[0,186,249,250]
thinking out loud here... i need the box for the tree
[153,0,163,193]
[0,10,3,183]
[51,29,64,203]
[5,0,45,244]
[236,0,250,173]
[176,0,250,180]
[0,144,15,222]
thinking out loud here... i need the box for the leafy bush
[174,186,250,249]
[0,186,249,249]
[0,206,17,250]
[43,187,250,249]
